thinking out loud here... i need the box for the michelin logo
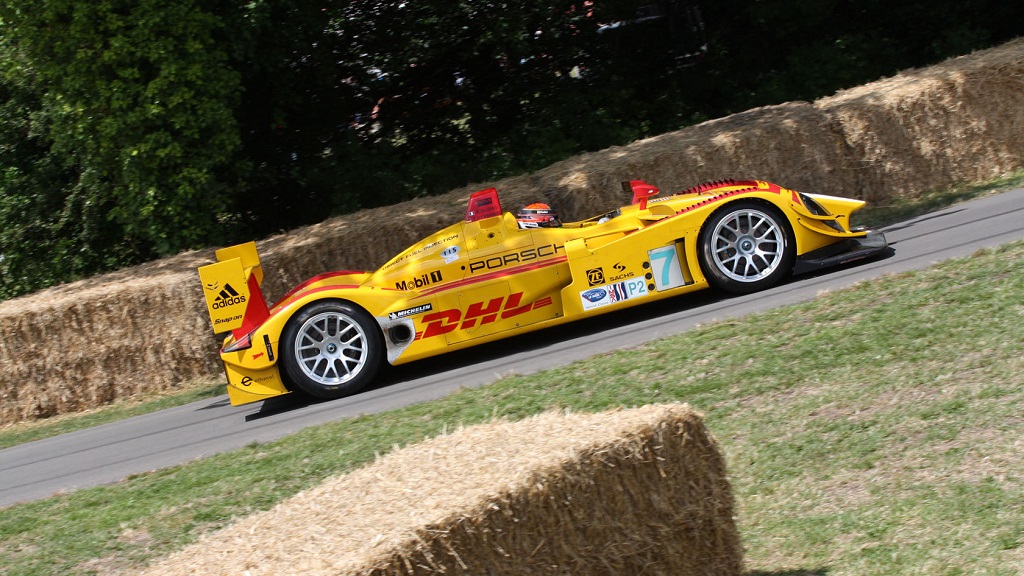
[388,303,433,320]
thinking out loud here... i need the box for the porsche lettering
[469,243,564,273]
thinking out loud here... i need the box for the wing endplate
[198,241,270,338]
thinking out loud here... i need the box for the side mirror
[465,188,503,223]
[623,180,660,211]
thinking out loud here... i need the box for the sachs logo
[212,283,247,309]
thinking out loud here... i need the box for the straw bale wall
[1,38,1023,425]
[815,38,1024,202]
[134,404,741,576]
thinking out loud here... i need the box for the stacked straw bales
[815,40,1024,202]
[134,404,741,576]
[2,39,1023,424]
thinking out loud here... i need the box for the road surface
[1,187,1022,507]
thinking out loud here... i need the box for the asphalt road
[2,187,1023,507]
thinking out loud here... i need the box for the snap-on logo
[214,314,243,325]
[395,271,443,291]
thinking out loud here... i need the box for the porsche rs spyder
[199,179,888,406]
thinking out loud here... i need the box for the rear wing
[197,242,271,339]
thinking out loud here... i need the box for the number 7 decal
[648,244,686,291]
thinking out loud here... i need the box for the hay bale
[525,101,854,220]
[816,38,1024,202]
[0,257,220,423]
[133,403,740,576]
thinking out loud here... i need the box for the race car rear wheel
[698,201,794,294]
[280,300,383,399]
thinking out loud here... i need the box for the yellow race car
[199,179,888,406]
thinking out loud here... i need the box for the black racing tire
[698,201,795,294]
[279,300,383,399]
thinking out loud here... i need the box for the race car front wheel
[280,300,383,399]
[698,201,794,294]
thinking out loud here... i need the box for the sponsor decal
[389,303,434,320]
[239,374,276,387]
[442,246,460,264]
[469,243,565,273]
[607,261,635,282]
[214,314,243,325]
[252,352,265,361]
[383,234,461,270]
[582,289,607,303]
[263,334,275,361]
[586,268,605,286]
[212,283,247,309]
[416,292,553,340]
[395,270,443,291]
[579,278,649,311]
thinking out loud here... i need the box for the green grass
[1,174,1023,575]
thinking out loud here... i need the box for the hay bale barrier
[816,37,1024,202]
[133,404,740,576]
[2,38,1023,425]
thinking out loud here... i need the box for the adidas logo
[212,283,247,309]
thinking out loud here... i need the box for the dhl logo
[416,292,553,340]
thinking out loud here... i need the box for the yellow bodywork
[198,180,879,405]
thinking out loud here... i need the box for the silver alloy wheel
[709,208,786,283]
[293,311,369,385]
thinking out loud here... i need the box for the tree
[0,0,242,287]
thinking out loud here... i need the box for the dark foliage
[1,0,1021,299]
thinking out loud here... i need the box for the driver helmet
[516,202,561,228]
